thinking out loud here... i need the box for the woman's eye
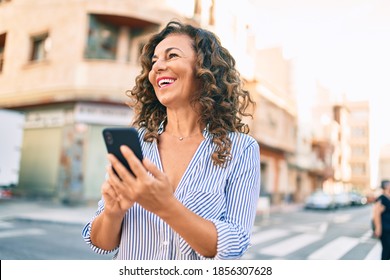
[168,53,178,59]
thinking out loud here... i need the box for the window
[350,110,368,121]
[352,146,366,157]
[30,33,51,62]
[85,15,119,60]
[351,127,366,137]
[0,33,6,73]
[351,163,366,175]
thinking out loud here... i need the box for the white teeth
[158,78,175,87]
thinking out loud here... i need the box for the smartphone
[102,127,143,176]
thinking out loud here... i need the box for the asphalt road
[0,219,113,260]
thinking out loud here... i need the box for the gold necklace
[164,131,202,141]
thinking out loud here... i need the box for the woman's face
[148,34,198,109]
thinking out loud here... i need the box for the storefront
[17,101,133,204]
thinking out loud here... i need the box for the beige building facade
[0,0,188,203]
[309,84,371,196]
[348,101,370,192]
[248,47,298,204]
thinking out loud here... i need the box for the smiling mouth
[157,78,176,88]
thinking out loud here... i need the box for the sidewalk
[0,198,97,226]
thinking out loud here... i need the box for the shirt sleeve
[81,197,118,255]
[207,140,261,259]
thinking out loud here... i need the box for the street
[0,219,112,260]
[244,204,380,260]
[0,200,380,260]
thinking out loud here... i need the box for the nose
[151,58,167,72]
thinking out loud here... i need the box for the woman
[373,179,390,260]
[82,20,261,260]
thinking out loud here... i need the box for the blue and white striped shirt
[82,125,261,260]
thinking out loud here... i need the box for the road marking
[247,228,380,260]
[308,236,359,259]
[359,229,374,242]
[318,222,328,234]
[365,242,381,260]
[242,252,255,260]
[332,214,352,223]
[250,229,290,245]
[290,222,328,234]
[0,221,14,229]
[0,228,45,239]
[260,233,322,257]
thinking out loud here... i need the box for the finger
[106,159,140,204]
[120,145,146,178]
[143,158,164,180]
[101,181,120,201]
[106,161,128,195]
[107,153,134,182]
[106,161,119,183]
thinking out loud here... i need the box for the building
[308,83,372,196]
[248,47,298,205]
[310,84,353,194]
[291,123,334,202]
[331,103,352,192]
[347,101,371,193]
[0,0,189,203]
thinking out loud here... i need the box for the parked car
[348,192,368,206]
[304,191,336,210]
[0,186,13,199]
[333,192,351,208]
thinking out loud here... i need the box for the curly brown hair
[127,20,255,166]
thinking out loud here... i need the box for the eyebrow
[152,47,184,59]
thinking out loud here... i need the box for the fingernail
[120,145,129,152]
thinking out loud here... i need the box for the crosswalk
[261,233,322,257]
[307,236,359,260]
[244,226,381,260]
[364,243,382,260]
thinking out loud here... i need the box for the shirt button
[162,241,169,246]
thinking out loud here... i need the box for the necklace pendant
[179,137,184,141]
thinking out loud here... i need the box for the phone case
[102,127,143,176]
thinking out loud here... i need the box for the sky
[249,0,390,185]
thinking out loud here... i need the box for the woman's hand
[106,145,175,215]
[374,226,382,238]
[90,177,132,251]
[101,178,134,218]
